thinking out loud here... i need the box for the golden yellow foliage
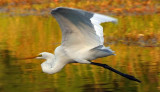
[0,0,159,15]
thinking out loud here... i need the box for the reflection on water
[0,15,160,92]
[81,81,119,92]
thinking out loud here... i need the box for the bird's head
[36,52,55,60]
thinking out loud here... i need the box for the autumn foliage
[0,0,160,15]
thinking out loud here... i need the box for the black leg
[91,62,141,83]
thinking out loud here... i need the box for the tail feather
[90,45,115,59]
[102,46,116,55]
[102,46,115,53]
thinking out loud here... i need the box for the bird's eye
[37,54,42,57]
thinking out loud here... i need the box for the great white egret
[23,7,141,83]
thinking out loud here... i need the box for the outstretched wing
[51,7,117,59]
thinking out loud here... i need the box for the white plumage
[50,7,117,63]
[35,7,117,74]
[26,7,141,83]
[90,14,117,44]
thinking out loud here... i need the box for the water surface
[0,15,160,92]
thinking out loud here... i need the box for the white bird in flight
[23,7,140,82]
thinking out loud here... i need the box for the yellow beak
[18,54,43,60]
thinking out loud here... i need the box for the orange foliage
[0,0,159,15]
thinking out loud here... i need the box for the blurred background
[0,0,160,92]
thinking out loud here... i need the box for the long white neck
[41,57,67,74]
[40,46,73,74]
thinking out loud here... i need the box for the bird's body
[40,44,114,74]
[39,7,116,74]
[32,7,140,82]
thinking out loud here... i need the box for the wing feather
[90,13,117,45]
[51,7,117,59]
